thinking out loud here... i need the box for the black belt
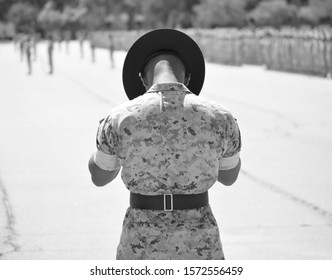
[130,192,209,211]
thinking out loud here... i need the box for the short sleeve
[219,114,242,170]
[94,115,121,171]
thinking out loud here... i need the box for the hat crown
[122,29,205,100]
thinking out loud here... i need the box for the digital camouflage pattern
[116,205,224,260]
[96,83,241,259]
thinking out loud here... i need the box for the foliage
[249,0,298,27]
[298,0,332,25]
[193,0,247,28]
[78,1,106,31]
[6,2,38,33]
[62,5,87,30]
[1,0,331,33]
[37,1,64,31]
[0,0,15,22]
[138,0,200,28]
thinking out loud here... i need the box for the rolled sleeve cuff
[219,153,240,170]
[94,150,121,171]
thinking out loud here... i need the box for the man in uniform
[24,35,33,75]
[78,30,85,58]
[89,32,96,63]
[88,29,242,260]
[108,33,115,68]
[47,34,54,75]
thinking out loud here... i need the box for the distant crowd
[189,26,332,78]
[92,26,332,78]
[13,30,115,75]
[14,33,55,75]
[12,26,332,78]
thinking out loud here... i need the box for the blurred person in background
[64,30,71,54]
[108,33,115,68]
[78,30,85,58]
[47,34,54,75]
[19,34,25,62]
[89,33,96,63]
[24,35,33,75]
[32,33,39,61]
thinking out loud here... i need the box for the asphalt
[0,41,332,260]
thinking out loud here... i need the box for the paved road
[0,41,332,259]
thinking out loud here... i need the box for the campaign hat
[122,29,205,100]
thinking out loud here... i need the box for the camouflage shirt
[94,83,241,259]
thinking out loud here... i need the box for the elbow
[217,159,241,186]
[218,177,237,186]
[223,180,236,187]
[91,176,107,187]
[222,171,240,186]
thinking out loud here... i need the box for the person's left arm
[218,113,242,186]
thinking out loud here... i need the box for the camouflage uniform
[95,83,242,260]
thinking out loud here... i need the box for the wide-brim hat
[122,29,205,100]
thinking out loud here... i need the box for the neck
[149,60,184,86]
[152,72,180,85]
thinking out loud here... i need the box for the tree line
[1,0,332,35]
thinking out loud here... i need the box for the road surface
[0,40,332,259]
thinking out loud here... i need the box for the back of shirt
[95,83,241,195]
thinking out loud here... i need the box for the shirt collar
[146,83,192,93]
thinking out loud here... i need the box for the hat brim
[122,29,205,100]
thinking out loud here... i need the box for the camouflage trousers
[116,205,225,260]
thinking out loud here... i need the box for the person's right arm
[218,158,241,186]
[88,153,120,186]
[89,115,121,187]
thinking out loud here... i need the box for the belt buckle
[163,194,173,211]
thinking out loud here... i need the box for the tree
[125,0,199,29]
[249,0,298,27]
[245,0,264,11]
[62,4,87,31]
[37,1,64,32]
[0,0,15,22]
[6,2,38,33]
[298,0,332,25]
[193,0,247,28]
[77,0,109,30]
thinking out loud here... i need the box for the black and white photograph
[0,0,332,269]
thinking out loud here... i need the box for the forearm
[88,154,120,186]
[217,158,241,186]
